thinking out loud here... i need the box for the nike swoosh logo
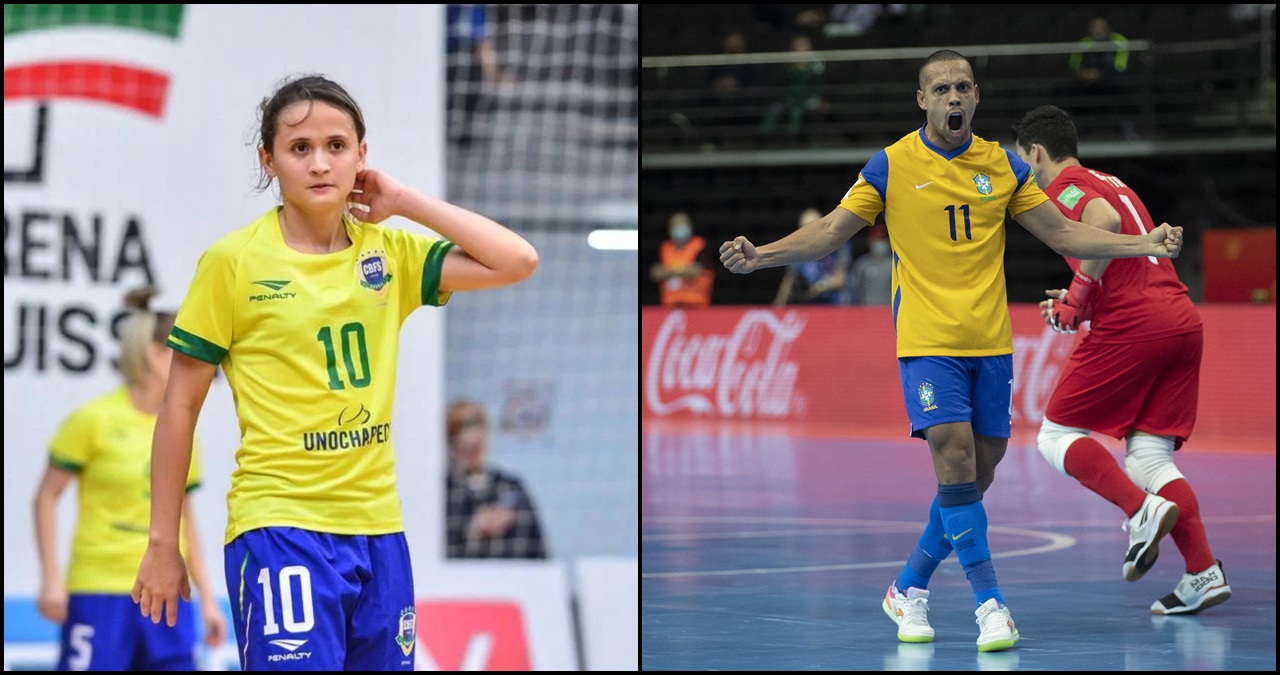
[915,182,933,189]
[949,528,973,540]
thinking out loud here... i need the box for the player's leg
[973,434,1006,495]
[1130,329,1229,613]
[1039,338,1179,581]
[135,596,197,670]
[224,527,358,670]
[56,594,139,671]
[344,533,417,671]
[883,356,976,644]
[965,354,1019,652]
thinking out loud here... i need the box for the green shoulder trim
[421,241,456,307]
[167,326,227,365]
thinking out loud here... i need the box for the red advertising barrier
[642,305,1276,452]
[1202,228,1277,302]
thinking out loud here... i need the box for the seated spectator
[760,35,827,136]
[848,224,893,305]
[774,207,852,305]
[445,400,548,559]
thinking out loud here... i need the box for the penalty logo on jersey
[356,249,394,298]
[918,382,938,412]
[395,606,417,657]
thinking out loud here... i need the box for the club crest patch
[972,172,993,195]
[356,249,394,298]
[919,382,938,412]
[395,606,416,657]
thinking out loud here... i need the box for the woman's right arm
[134,352,217,626]
[32,464,75,624]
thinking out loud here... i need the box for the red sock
[1157,478,1216,573]
[1062,437,1148,517]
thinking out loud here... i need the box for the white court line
[641,517,1076,579]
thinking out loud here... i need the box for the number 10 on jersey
[317,323,371,390]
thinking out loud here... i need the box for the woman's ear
[258,145,276,177]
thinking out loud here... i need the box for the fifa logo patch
[972,172,993,196]
[395,606,417,657]
[356,249,394,298]
[918,382,938,412]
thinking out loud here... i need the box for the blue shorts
[898,355,1013,440]
[224,527,416,671]
[57,594,196,671]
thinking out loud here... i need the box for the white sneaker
[974,598,1019,652]
[1151,559,1232,615]
[1123,494,1179,582]
[882,583,934,643]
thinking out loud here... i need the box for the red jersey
[1042,165,1202,342]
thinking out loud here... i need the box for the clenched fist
[719,237,759,274]
[1147,223,1183,259]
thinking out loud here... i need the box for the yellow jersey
[839,127,1048,357]
[168,207,454,543]
[49,386,202,593]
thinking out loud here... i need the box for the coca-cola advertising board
[642,305,1276,449]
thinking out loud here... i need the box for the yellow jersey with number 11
[168,207,454,543]
[839,127,1047,357]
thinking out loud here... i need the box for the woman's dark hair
[254,74,366,190]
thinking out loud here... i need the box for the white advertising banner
[576,557,639,671]
[411,563,578,671]
[4,1,446,615]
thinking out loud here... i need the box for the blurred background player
[445,399,548,559]
[773,207,852,306]
[33,286,225,670]
[719,49,1185,652]
[1013,104,1231,615]
[651,211,715,308]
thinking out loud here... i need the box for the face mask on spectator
[671,223,692,244]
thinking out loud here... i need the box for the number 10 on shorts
[259,565,316,635]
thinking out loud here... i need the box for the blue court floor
[642,427,1277,671]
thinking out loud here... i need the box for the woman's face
[260,100,366,211]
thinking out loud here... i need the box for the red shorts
[1044,329,1202,450]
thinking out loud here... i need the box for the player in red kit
[1011,105,1231,615]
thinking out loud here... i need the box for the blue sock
[938,482,1005,608]
[895,496,953,591]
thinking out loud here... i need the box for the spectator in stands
[447,4,505,145]
[760,35,827,136]
[709,31,754,93]
[849,224,894,305]
[823,4,909,38]
[775,207,852,305]
[1066,16,1137,140]
[650,211,715,307]
[445,400,548,559]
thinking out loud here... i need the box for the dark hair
[1010,104,1079,162]
[918,49,972,91]
[254,74,366,190]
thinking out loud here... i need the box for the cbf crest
[395,606,416,657]
[356,249,394,299]
[972,172,993,195]
[918,381,938,412]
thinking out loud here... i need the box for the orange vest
[659,236,714,307]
